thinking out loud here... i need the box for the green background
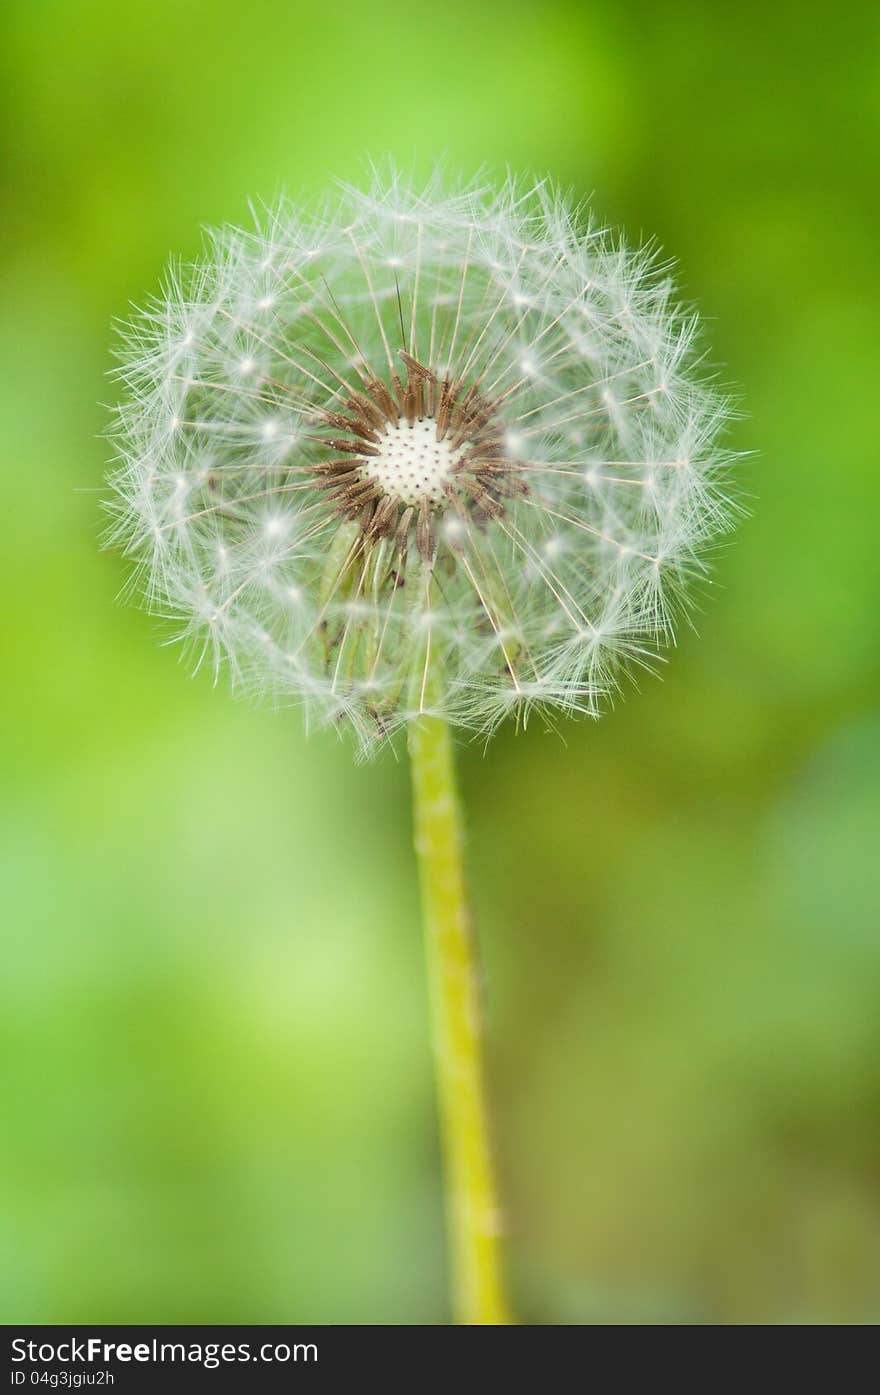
[2,0,879,1323]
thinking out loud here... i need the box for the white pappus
[107,167,738,751]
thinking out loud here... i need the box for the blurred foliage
[1,0,879,1323]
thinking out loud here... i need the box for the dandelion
[107,167,737,1324]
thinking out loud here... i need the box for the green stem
[408,660,512,1325]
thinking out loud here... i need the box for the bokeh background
[2,0,879,1324]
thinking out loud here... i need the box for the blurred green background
[2,0,879,1324]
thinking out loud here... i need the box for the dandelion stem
[408,663,511,1325]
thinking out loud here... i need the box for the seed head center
[314,354,522,561]
[362,417,463,508]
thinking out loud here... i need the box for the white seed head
[106,166,739,752]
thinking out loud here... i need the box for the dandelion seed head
[106,166,739,752]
